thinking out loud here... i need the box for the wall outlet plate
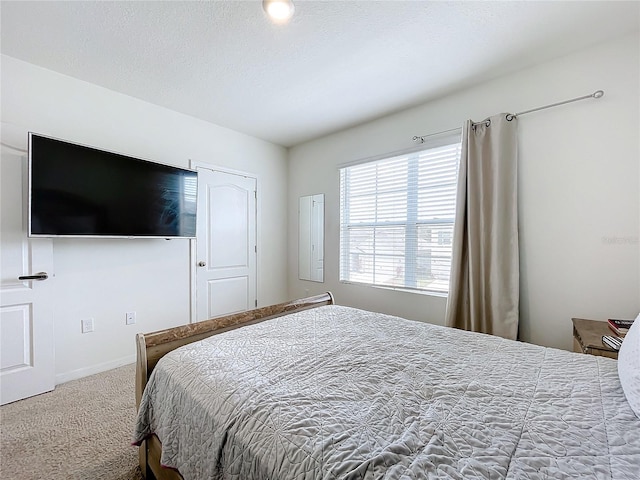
[126,312,136,325]
[81,318,94,333]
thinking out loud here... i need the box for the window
[339,136,462,294]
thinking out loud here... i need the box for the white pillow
[618,313,640,419]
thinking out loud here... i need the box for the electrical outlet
[126,311,136,325]
[81,318,94,333]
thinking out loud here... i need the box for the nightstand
[572,318,619,359]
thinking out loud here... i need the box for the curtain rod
[412,89,604,143]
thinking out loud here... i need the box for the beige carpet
[0,364,143,480]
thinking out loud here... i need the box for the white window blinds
[339,139,462,294]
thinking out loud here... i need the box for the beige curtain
[445,114,519,340]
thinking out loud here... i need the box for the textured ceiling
[1,1,638,147]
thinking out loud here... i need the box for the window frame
[339,132,462,296]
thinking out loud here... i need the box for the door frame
[189,160,258,324]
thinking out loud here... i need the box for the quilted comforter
[133,305,640,479]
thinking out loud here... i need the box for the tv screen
[28,133,197,238]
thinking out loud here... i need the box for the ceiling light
[263,0,295,24]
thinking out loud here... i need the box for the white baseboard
[55,355,136,385]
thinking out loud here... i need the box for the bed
[133,293,640,479]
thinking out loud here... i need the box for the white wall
[1,55,289,383]
[288,33,640,352]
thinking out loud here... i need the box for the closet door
[195,167,257,320]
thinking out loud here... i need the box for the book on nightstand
[607,318,634,337]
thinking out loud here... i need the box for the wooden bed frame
[135,292,335,480]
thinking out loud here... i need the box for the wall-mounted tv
[28,133,197,238]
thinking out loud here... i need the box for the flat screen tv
[28,133,197,238]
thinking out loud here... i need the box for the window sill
[339,280,448,299]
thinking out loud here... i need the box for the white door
[195,167,257,321]
[1,153,55,405]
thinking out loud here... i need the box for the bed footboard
[135,292,334,478]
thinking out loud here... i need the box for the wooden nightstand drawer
[572,318,619,359]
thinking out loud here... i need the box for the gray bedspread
[133,305,640,479]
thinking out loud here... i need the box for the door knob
[18,272,49,281]
[198,261,206,267]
